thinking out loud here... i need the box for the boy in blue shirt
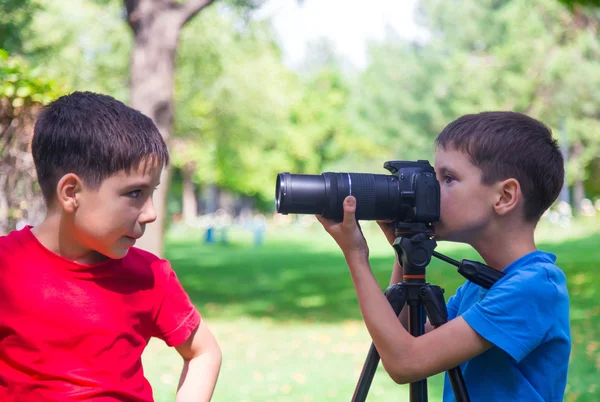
[317,112,570,401]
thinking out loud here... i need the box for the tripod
[351,223,505,402]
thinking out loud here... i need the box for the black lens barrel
[276,172,327,215]
[275,160,439,224]
[276,172,401,221]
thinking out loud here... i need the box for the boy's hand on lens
[376,220,396,245]
[316,196,369,261]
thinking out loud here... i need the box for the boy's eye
[128,190,142,198]
[444,175,455,184]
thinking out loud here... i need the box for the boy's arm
[347,252,491,384]
[175,320,222,402]
[318,196,491,384]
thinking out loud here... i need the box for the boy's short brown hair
[435,112,564,222]
[32,91,169,205]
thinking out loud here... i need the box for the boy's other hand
[376,220,396,245]
[316,196,369,261]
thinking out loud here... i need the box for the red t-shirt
[0,227,201,401]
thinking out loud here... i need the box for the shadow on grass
[166,230,600,324]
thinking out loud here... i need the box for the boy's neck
[470,223,537,271]
[31,212,107,265]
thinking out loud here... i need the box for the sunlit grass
[142,216,600,401]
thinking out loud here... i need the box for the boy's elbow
[188,344,222,366]
[388,370,411,385]
[381,358,420,385]
[211,344,223,366]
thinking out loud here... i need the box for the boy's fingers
[315,215,328,228]
[342,196,357,228]
[316,215,336,233]
[376,221,389,230]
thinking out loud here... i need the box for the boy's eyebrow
[124,182,159,190]
[436,166,457,176]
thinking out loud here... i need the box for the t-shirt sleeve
[461,267,559,363]
[152,260,201,347]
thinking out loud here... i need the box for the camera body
[276,160,440,224]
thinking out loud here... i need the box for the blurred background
[1,0,599,401]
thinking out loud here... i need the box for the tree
[559,0,600,8]
[173,9,298,207]
[123,0,217,256]
[0,0,42,55]
[355,0,600,207]
[0,50,65,234]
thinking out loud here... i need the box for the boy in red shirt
[0,92,221,401]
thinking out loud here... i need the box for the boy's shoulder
[0,229,173,280]
[0,227,32,257]
[506,250,566,286]
[122,247,175,280]
[460,250,567,301]
[124,246,162,266]
[480,250,569,305]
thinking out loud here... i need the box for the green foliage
[0,49,66,232]
[0,0,43,55]
[285,68,365,173]
[23,0,131,101]
[0,49,64,106]
[350,40,452,165]
[174,8,294,199]
[559,0,600,9]
[173,7,375,202]
[3,0,600,205]
[354,0,600,198]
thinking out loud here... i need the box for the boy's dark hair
[435,111,564,222]
[32,91,169,205]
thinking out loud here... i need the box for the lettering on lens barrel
[275,160,440,224]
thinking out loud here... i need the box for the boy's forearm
[389,258,403,285]
[344,252,413,370]
[388,258,410,329]
[176,348,222,402]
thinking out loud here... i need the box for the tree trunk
[573,178,585,215]
[182,164,198,224]
[124,0,215,257]
[571,141,585,215]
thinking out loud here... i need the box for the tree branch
[124,0,141,31]
[178,0,216,26]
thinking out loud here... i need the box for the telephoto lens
[275,161,440,223]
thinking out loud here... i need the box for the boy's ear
[56,173,84,213]
[493,178,521,216]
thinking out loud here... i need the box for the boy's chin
[432,224,446,239]
[105,247,131,260]
[432,227,457,242]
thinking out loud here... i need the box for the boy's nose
[140,197,158,224]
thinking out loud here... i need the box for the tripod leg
[351,344,380,402]
[408,303,428,402]
[352,284,408,402]
[420,285,470,402]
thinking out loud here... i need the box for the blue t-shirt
[443,250,571,402]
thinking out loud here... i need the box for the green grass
[142,217,600,401]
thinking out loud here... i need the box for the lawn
[142,217,600,402]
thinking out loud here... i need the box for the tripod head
[392,222,436,278]
[392,222,437,281]
[391,221,505,290]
